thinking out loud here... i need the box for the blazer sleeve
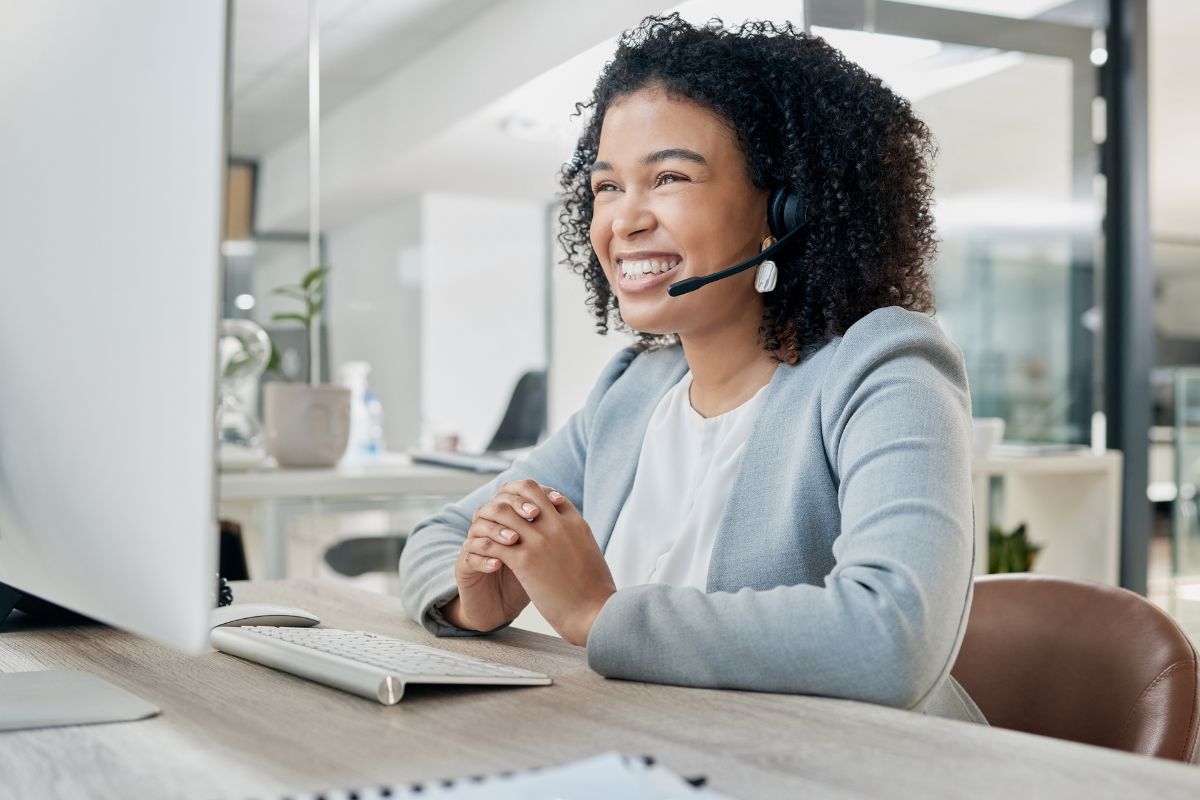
[585,307,975,710]
[399,345,641,637]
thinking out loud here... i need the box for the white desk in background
[220,449,1125,587]
[217,453,497,579]
[971,449,1123,586]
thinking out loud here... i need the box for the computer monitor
[0,1,228,727]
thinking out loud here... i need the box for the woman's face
[589,86,770,338]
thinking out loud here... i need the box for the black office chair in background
[482,370,546,453]
[322,370,546,578]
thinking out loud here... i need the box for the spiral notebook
[271,752,733,800]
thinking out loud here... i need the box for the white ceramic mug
[971,417,1005,458]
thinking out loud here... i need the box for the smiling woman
[399,13,986,725]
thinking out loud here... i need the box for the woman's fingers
[544,488,576,516]
[462,536,512,571]
[497,480,567,519]
[470,481,570,531]
[458,537,503,573]
[468,518,520,545]
[474,500,537,534]
[463,551,502,573]
[475,491,542,523]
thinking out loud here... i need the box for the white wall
[327,197,423,451]
[547,215,635,432]
[420,193,548,452]
[1151,0,1200,239]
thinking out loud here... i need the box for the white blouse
[604,369,769,591]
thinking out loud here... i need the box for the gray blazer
[400,306,987,724]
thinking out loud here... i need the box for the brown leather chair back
[951,574,1199,763]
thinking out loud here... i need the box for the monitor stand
[0,582,161,732]
[0,582,102,626]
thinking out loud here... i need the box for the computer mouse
[210,603,320,629]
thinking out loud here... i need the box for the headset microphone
[667,183,808,297]
[667,221,804,297]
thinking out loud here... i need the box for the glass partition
[222,233,331,386]
[805,0,1104,445]
[1171,368,1200,628]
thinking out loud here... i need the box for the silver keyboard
[211,626,551,705]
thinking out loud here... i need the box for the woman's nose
[610,194,657,239]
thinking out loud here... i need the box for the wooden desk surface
[1,579,1198,799]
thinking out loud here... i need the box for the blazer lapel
[707,358,794,591]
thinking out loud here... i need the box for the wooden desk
[1,580,1197,799]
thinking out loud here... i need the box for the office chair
[323,370,547,578]
[950,574,1199,763]
[323,534,406,578]
[484,370,546,453]
[219,519,250,581]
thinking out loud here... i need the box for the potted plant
[987,521,1043,574]
[261,266,351,468]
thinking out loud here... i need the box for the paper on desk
[287,752,733,800]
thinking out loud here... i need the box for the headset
[666,50,808,297]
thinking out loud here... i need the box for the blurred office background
[214,0,1199,640]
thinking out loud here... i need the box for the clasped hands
[443,479,616,646]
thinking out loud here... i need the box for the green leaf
[271,313,310,326]
[301,266,329,290]
[265,341,283,376]
[272,286,307,300]
[987,520,1042,574]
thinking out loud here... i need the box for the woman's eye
[592,174,685,194]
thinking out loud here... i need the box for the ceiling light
[890,0,1068,18]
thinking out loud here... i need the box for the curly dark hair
[556,13,938,364]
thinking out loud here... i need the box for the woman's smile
[614,251,685,293]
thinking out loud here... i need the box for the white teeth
[619,259,681,279]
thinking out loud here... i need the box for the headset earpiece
[767,186,806,240]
